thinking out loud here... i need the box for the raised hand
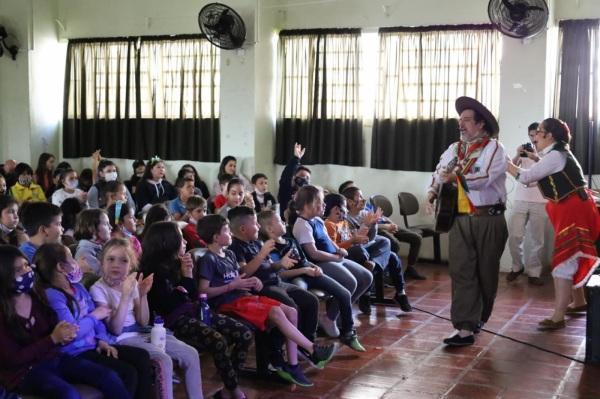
[179,253,194,278]
[352,231,369,245]
[294,142,306,159]
[137,273,154,297]
[259,239,276,258]
[122,273,138,300]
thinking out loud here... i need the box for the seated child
[0,245,132,399]
[104,181,129,210]
[19,202,63,262]
[181,195,207,251]
[107,201,142,258]
[258,209,365,350]
[0,196,27,247]
[227,206,319,345]
[212,174,233,213]
[140,221,252,399]
[90,238,202,399]
[34,243,153,399]
[10,163,46,203]
[138,203,171,240]
[291,185,373,315]
[59,198,83,248]
[51,168,87,207]
[325,193,411,312]
[217,178,255,218]
[0,174,7,196]
[197,214,335,387]
[74,209,112,277]
[168,177,196,221]
[251,173,277,213]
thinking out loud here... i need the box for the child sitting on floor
[197,214,335,387]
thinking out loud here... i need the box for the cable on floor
[412,305,586,365]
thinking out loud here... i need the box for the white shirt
[516,144,568,186]
[428,139,508,207]
[514,156,547,203]
[51,188,86,207]
[90,278,140,341]
[293,217,316,245]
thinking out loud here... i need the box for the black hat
[455,96,499,137]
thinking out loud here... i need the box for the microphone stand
[589,120,595,189]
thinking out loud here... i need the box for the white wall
[1,0,595,265]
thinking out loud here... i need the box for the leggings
[18,353,131,399]
[347,236,405,292]
[78,344,152,399]
[171,313,253,391]
[288,270,354,334]
[318,259,373,305]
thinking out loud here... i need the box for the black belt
[459,204,505,217]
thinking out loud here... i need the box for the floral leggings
[171,313,253,391]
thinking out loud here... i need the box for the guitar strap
[454,138,490,214]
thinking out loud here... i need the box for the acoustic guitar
[434,157,459,233]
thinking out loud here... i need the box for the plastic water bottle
[151,316,167,352]
[199,293,212,326]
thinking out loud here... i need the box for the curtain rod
[279,28,361,36]
[379,23,494,33]
[68,33,206,44]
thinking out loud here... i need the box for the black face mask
[294,176,309,188]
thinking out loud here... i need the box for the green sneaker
[276,363,314,387]
[340,330,366,352]
[308,343,335,369]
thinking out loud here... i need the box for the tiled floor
[178,264,600,399]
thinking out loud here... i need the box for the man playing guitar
[426,96,508,347]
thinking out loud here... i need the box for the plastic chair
[397,192,442,263]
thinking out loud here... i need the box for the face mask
[18,177,32,186]
[294,176,309,188]
[63,260,83,284]
[136,172,144,178]
[104,172,118,182]
[14,270,34,294]
[66,180,79,190]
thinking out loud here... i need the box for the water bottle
[151,316,167,352]
[199,293,212,326]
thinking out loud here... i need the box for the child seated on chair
[181,196,207,251]
[251,173,277,213]
[217,179,255,218]
[324,193,411,312]
[168,177,196,221]
[258,209,366,350]
[197,214,335,388]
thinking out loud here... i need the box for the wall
[0,0,590,266]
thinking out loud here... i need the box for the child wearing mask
[51,169,88,207]
[251,173,277,214]
[10,163,46,203]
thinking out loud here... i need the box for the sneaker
[340,330,366,352]
[276,363,313,387]
[528,276,544,286]
[443,334,474,347]
[319,314,340,338]
[358,295,371,315]
[394,293,412,312]
[405,265,426,280]
[308,343,335,369]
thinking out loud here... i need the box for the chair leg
[370,268,396,305]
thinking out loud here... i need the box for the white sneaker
[319,314,340,338]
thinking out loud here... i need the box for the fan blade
[501,0,515,10]
[525,6,545,11]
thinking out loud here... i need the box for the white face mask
[66,180,79,190]
[104,172,118,182]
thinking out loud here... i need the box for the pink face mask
[62,260,83,284]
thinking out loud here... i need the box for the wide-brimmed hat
[455,96,499,137]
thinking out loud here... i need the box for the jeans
[318,259,373,305]
[18,354,131,399]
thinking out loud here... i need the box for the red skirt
[218,295,281,331]
[546,191,600,288]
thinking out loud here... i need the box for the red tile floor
[177,263,600,399]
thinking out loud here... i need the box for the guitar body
[434,156,459,233]
[435,182,458,233]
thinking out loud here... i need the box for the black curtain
[555,19,600,174]
[274,29,363,166]
[62,35,220,162]
[371,118,459,171]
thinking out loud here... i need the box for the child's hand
[259,239,276,258]
[249,277,263,291]
[79,191,88,202]
[91,150,102,163]
[243,192,255,209]
[304,266,322,277]
[179,253,194,278]
[96,340,119,358]
[230,273,256,291]
[175,286,189,294]
[91,306,112,321]
[352,231,369,245]
[294,142,306,159]
[337,248,348,257]
[50,321,79,345]
[138,273,154,297]
[122,273,138,299]
[279,250,298,269]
